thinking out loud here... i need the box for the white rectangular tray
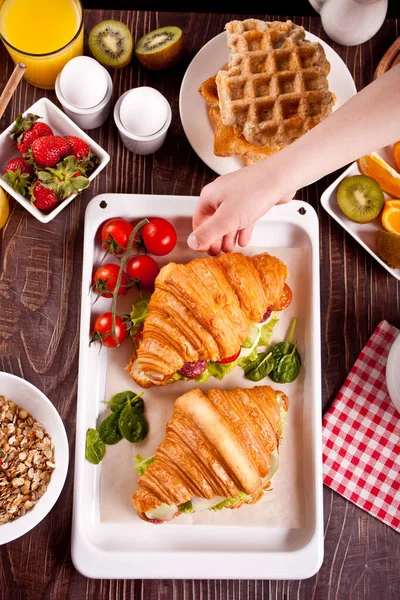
[320,147,400,281]
[72,194,323,579]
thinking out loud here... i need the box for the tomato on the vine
[92,264,129,298]
[126,255,160,290]
[101,218,134,256]
[141,218,177,256]
[91,312,127,348]
[216,348,241,364]
[271,283,293,311]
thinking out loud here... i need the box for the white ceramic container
[0,372,69,545]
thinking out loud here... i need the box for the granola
[0,395,55,525]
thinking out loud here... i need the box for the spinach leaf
[269,344,301,383]
[98,410,123,445]
[119,402,149,443]
[105,390,136,412]
[85,428,106,464]
[244,351,275,382]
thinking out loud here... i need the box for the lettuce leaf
[259,313,279,346]
[210,492,247,511]
[130,293,151,338]
[179,500,194,514]
[134,454,155,477]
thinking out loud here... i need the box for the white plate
[72,195,323,579]
[180,29,357,175]
[320,147,400,281]
[0,372,69,544]
[0,97,110,223]
[386,333,400,413]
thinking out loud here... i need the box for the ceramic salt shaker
[113,87,172,155]
[55,56,113,130]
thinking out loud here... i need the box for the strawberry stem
[111,219,149,346]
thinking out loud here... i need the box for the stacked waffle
[199,20,335,166]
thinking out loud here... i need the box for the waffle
[199,75,279,164]
[216,19,334,147]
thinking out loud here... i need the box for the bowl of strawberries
[0,97,110,223]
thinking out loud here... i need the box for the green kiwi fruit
[89,20,133,69]
[135,26,184,70]
[376,230,400,268]
[337,175,384,223]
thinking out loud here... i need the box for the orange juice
[0,0,83,89]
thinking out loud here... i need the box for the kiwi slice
[337,175,384,223]
[89,20,133,69]
[135,26,184,70]
[376,230,400,268]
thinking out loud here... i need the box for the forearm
[264,64,400,193]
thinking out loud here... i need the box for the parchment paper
[100,247,308,528]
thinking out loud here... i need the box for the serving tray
[72,194,323,579]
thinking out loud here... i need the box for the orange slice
[382,199,400,236]
[393,141,400,171]
[357,152,400,197]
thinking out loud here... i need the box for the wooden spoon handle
[374,38,400,79]
[0,62,26,120]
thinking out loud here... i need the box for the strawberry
[37,156,90,200]
[30,181,59,212]
[64,136,89,160]
[3,157,34,196]
[64,135,98,175]
[30,135,70,168]
[11,114,53,154]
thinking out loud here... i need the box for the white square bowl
[0,97,110,223]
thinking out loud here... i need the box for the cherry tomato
[134,325,144,347]
[126,255,160,291]
[141,218,177,256]
[216,348,241,364]
[101,218,134,256]
[92,264,129,298]
[92,312,127,347]
[271,283,293,311]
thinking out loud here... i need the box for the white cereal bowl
[0,372,69,544]
[0,97,110,223]
[386,334,400,415]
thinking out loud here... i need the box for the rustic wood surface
[0,9,399,600]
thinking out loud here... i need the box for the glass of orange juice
[0,0,84,90]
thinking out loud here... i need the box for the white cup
[55,69,113,130]
[113,88,172,155]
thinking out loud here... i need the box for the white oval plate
[180,29,357,176]
[0,372,69,544]
[386,334,400,414]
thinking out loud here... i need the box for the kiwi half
[89,20,133,69]
[135,26,184,70]
[376,230,400,268]
[337,175,384,223]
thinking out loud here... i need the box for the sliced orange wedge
[382,199,400,236]
[393,141,400,171]
[358,153,400,197]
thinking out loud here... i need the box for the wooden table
[1,9,399,600]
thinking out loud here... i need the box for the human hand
[187,159,296,255]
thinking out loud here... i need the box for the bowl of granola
[0,372,69,544]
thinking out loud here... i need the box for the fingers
[208,240,223,256]
[192,183,219,230]
[221,232,237,253]
[188,205,233,252]
[238,225,254,248]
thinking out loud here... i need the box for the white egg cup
[113,89,172,155]
[55,68,113,130]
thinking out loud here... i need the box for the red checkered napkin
[322,320,400,533]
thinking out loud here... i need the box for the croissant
[132,385,288,522]
[127,252,288,388]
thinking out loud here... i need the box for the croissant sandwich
[127,252,290,388]
[133,385,288,522]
